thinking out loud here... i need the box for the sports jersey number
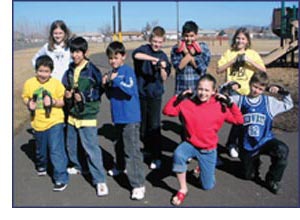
[248,125,260,137]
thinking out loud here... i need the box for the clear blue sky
[14,1,298,33]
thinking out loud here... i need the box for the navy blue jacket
[132,44,171,99]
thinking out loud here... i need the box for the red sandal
[171,191,187,206]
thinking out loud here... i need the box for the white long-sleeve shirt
[32,43,72,81]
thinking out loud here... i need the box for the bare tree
[141,20,159,40]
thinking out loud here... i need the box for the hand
[65,90,73,99]
[102,75,108,85]
[216,93,233,108]
[182,89,193,96]
[28,99,37,111]
[189,47,196,56]
[110,72,118,81]
[151,58,159,66]
[268,85,280,94]
[160,60,167,69]
[232,84,239,91]
[43,95,52,107]
[74,92,82,102]
[267,84,289,95]
[174,89,193,106]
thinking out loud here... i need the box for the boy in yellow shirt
[22,55,69,191]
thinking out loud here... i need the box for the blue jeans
[115,123,145,188]
[66,125,106,185]
[173,141,217,190]
[34,123,68,184]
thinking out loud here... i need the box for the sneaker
[37,168,47,176]
[67,167,81,175]
[107,167,127,177]
[53,183,68,192]
[266,180,281,194]
[193,166,200,175]
[229,146,239,158]
[96,183,109,197]
[131,186,146,200]
[187,157,193,163]
[149,159,162,170]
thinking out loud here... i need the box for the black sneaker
[266,180,281,194]
[53,183,68,192]
[37,167,47,176]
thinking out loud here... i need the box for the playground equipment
[262,2,298,66]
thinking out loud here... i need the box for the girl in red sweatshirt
[163,74,244,206]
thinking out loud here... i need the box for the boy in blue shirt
[230,71,293,194]
[103,41,146,200]
[62,37,108,197]
[132,26,171,170]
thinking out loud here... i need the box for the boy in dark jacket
[132,26,171,170]
[62,37,108,197]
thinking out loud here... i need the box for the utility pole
[176,1,180,41]
[113,6,117,41]
[118,1,122,42]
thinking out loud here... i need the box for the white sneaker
[131,186,145,200]
[96,183,109,197]
[107,167,127,176]
[149,159,162,170]
[67,167,81,175]
[229,147,239,158]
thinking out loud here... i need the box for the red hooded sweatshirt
[163,95,244,150]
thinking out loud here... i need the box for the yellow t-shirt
[22,77,65,131]
[218,49,265,95]
[68,59,97,128]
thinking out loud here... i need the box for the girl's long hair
[231,27,251,51]
[48,20,71,51]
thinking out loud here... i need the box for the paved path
[13,52,299,207]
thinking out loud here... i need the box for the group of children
[22,20,294,205]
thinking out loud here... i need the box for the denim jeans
[34,123,69,184]
[66,125,106,185]
[140,98,162,160]
[173,141,217,190]
[115,123,145,188]
[240,138,289,182]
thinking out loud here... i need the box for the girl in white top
[32,20,72,81]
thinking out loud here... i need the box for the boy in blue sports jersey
[229,71,293,194]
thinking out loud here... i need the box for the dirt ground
[13,39,298,133]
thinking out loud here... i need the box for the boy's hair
[249,71,269,87]
[69,36,88,54]
[231,27,252,50]
[48,20,71,51]
[35,55,54,72]
[106,41,126,57]
[182,21,198,35]
[149,26,166,41]
[198,73,217,89]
